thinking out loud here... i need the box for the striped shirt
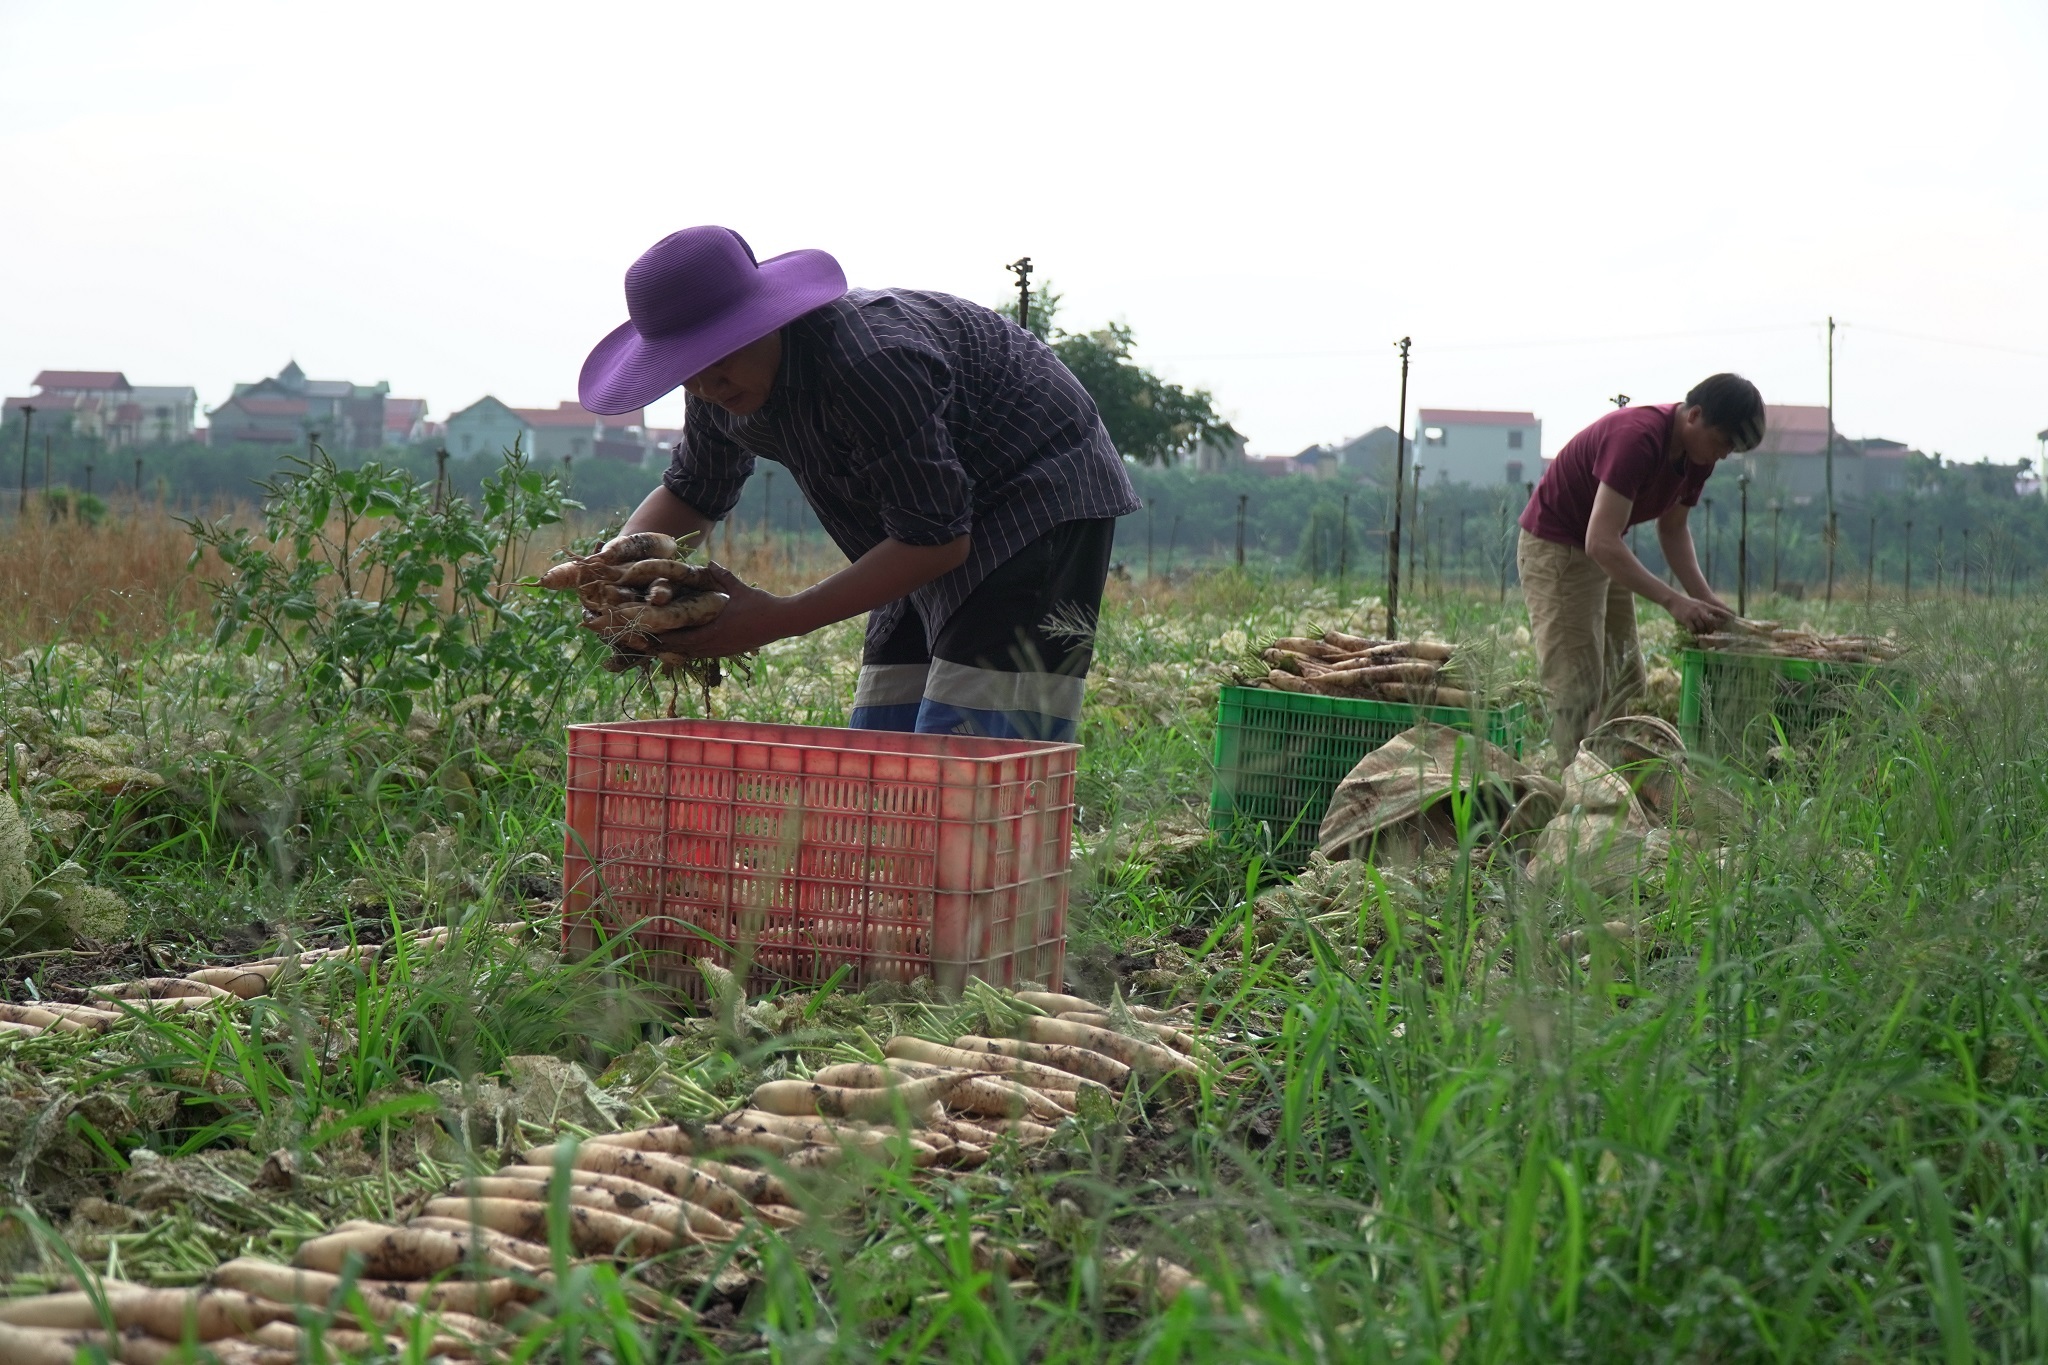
[661,288,1141,644]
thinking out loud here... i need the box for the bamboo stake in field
[1825,313,1837,604]
[16,402,32,516]
[1737,473,1750,617]
[1386,336,1411,638]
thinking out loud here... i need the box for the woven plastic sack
[1317,722,1562,863]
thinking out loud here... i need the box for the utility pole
[1825,316,1838,606]
[1235,493,1247,569]
[1703,497,1716,582]
[1408,463,1422,600]
[434,447,449,510]
[1497,494,1510,604]
[1770,500,1782,594]
[1006,257,1033,334]
[134,454,144,500]
[1386,337,1412,639]
[1338,492,1350,588]
[1737,475,1750,617]
[15,404,33,516]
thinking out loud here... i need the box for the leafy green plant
[185,442,594,735]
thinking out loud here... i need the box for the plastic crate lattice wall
[564,718,1075,996]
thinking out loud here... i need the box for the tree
[996,286,1240,466]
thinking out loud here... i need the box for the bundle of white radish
[1256,630,1470,705]
[0,926,473,1038]
[1689,619,1903,664]
[533,531,731,678]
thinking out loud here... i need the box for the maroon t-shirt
[1520,403,1712,548]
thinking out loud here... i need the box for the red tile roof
[1754,404,1833,457]
[512,401,646,429]
[34,370,129,392]
[7,394,96,414]
[1417,408,1537,426]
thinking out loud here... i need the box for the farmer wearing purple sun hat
[581,226,1140,741]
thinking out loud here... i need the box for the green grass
[7,562,2048,1361]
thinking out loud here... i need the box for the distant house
[2,370,198,445]
[1741,405,1852,501]
[442,398,652,464]
[209,361,424,452]
[443,397,535,462]
[1181,429,1247,473]
[1412,409,1541,486]
[1850,437,1913,495]
[1333,426,1405,484]
[517,402,650,464]
[383,398,429,447]
[1740,408,1930,501]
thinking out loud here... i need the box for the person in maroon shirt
[1517,374,1766,762]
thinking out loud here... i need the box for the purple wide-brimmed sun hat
[579,227,847,415]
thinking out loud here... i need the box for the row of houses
[1225,404,1926,502]
[441,397,677,465]
[2,372,200,449]
[3,364,680,464]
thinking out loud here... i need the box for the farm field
[5,474,2048,1362]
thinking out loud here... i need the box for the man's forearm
[1586,534,1682,610]
[778,536,972,634]
[1659,527,1720,604]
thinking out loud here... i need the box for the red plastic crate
[562,717,1077,999]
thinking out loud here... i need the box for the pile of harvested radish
[534,531,728,677]
[1254,630,1469,705]
[1688,620,1902,663]
[0,986,1214,1355]
[0,927,466,1039]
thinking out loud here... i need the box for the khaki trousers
[1517,530,1646,763]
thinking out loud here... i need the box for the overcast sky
[3,0,2043,462]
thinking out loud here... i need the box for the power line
[1154,320,2048,366]
[1837,323,2048,362]
[1153,321,1816,363]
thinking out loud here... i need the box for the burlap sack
[1527,715,1697,895]
[1317,722,1563,863]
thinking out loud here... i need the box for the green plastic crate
[1208,685,1524,865]
[1676,648,1910,763]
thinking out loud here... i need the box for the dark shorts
[848,518,1115,741]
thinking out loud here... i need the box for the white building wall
[444,399,534,461]
[1411,419,1542,486]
